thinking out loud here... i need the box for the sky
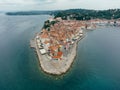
[0,0,120,11]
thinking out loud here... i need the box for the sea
[0,14,120,90]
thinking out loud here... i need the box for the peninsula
[30,17,90,75]
[30,15,120,75]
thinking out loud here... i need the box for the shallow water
[0,14,120,90]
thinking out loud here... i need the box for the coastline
[30,17,90,75]
[31,32,85,75]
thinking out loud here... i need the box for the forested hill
[54,9,120,20]
[6,9,120,20]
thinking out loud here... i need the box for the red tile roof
[52,51,63,59]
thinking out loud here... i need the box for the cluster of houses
[89,19,120,26]
[35,18,85,60]
[35,18,120,60]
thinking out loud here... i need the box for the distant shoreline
[5,9,120,20]
[5,11,55,16]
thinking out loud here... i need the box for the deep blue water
[0,14,120,90]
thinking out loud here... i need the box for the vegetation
[6,11,57,15]
[6,9,120,20]
[54,9,120,20]
[43,20,59,30]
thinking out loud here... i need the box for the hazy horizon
[1,8,120,13]
[0,0,120,11]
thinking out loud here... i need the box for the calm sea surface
[0,14,120,90]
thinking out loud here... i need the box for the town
[30,17,88,74]
[36,17,85,60]
[36,18,120,58]
[30,17,120,75]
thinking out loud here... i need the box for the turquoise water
[0,14,120,90]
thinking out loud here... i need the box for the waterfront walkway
[30,34,84,75]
